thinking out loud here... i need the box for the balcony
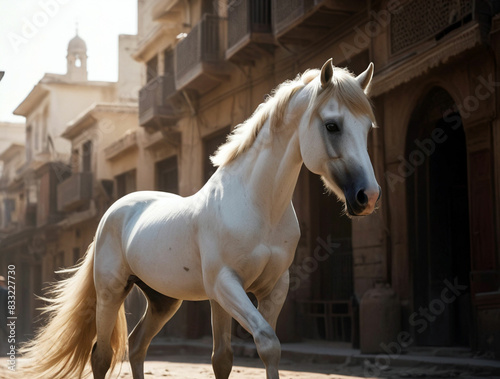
[273,0,364,44]
[139,75,182,131]
[226,0,274,62]
[390,0,473,55]
[175,15,228,94]
[57,172,93,212]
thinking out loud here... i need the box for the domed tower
[66,29,87,82]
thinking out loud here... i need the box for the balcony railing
[175,15,227,93]
[139,75,181,129]
[273,0,314,37]
[57,172,93,212]
[390,0,473,55]
[273,0,364,43]
[227,0,273,61]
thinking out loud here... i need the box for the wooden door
[408,99,471,346]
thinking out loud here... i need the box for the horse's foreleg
[211,269,281,379]
[129,280,182,379]
[257,271,290,331]
[210,299,233,379]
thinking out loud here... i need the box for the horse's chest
[208,201,300,289]
[230,241,292,289]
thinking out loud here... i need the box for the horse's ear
[320,58,334,88]
[356,62,374,92]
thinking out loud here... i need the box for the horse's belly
[130,260,208,301]
[125,233,207,300]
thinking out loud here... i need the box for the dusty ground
[115,355,369,379]
[0,355,366,379]
[0,352,496,378]
[110,356,497,379]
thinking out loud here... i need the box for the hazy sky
[0,0,138,123]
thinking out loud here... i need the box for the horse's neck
[227,118,303,225]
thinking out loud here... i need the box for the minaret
[66,26,88,82]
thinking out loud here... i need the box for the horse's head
[299,59,380,217]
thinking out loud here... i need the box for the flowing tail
[19,240,128,378]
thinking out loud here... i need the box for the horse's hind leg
[129,278,182,379]
[91,271,131,379]
[210,300,233,379]
[91,235,133,379]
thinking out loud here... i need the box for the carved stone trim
[372,23,481,97]
[104,130,138,160]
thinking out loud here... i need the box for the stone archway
[406,87,471,347]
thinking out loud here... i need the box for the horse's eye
[325,122,340,133]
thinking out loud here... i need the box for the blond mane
[211,66,375,167]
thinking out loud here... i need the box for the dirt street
[0,353,495,378]
[0,354,370,379]
[115,355,365,379]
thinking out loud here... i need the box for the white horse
[20,59,380,379]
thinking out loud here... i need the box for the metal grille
[250,0,272,33]
[163,73,176,100]
[176,15,224,80]
[390,0,473,54]
[56,172,93,212]
[228,0,272,50]
[139,76,165,115]
[139,75,176,116]
[273,0,314,36]
[228,0,249,49]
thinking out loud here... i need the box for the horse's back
[96,191,179,241]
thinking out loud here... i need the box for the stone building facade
[131,0,500,354]
[0,32,141,340]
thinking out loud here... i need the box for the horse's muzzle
[345,186,381,217]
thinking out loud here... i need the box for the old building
[0,32,141,340]
[0,122,26,251]
[131,0,500,355]
[49,34,141,280]
[0,122,24,155]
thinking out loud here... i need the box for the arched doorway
[406,87,471,347]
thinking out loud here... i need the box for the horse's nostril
[356,189,368,206]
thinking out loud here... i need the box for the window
[164,49,174,76]
[53,251,65,280]
[2,198,15,227]
[146,55,158,83]
[116,169,137,199]
[82,140,92,172]
[156,157,178,194]
[53,251,65,270]
[71,149,80,173]
[34,119,40,152]
[26,125,33,162]
[73,247,81,265]
[42,108,48,152]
